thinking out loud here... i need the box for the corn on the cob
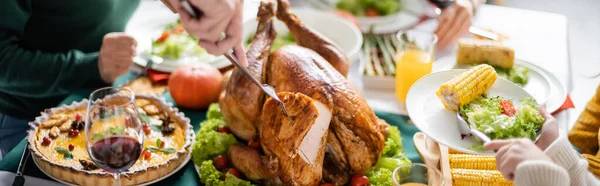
[452,169,513,186]
[437,64,497,111]
[456,39,515,69]
[448,148,466,154]
[449,154,496,170]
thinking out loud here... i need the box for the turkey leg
[275,0,350,76]
[219,1,276,141]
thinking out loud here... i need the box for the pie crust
[27,94,194,185]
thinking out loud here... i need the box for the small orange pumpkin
[168,64,223,109]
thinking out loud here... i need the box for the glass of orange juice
[395,30,437,104]
[393,163,444,186]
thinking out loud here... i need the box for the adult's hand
[98,33,137,83]
[434,0,474,50]
[484,138,553,180]
[169,0,248,67]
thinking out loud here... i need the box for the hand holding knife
[161,0,300,162]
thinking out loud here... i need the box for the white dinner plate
[434,55,563,112]
[127,15,232,72]
[406,69,536,155]
[306,0,427,34]
[33,151,191,186]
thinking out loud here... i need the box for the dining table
[0,0,572,185]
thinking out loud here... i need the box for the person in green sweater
[0,0,141,157]
[0,0,248,159]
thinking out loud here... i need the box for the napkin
[552,95,574,115]
[146,69,171,85]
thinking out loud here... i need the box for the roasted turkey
[220,1,387,185]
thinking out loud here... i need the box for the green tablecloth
[0,73,422,185]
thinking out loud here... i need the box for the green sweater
[0,0,140,119]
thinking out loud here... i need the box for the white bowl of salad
[242,8,363,62]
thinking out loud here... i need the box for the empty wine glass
[85,87,143,186]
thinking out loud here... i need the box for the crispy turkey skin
[219,1,276,141]
[260,92,332,186]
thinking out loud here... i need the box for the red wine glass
[85,87,143,186]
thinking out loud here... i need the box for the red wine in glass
[428,0,456,9]
[90,136,142,171]
[85,87,143,186]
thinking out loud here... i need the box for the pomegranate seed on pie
[143,150,152,160]
[42,137,51,146]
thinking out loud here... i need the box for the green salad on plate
[336,0,402,17]
[460,96,545,149]
[150,19,211,60]
[495,66,530,86]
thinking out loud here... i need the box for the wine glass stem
[114,172,121,186]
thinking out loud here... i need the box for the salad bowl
[406,69,540,155]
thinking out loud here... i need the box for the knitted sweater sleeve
[514,137,600,186]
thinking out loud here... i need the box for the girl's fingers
[484,139,513,150]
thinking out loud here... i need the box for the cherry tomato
[143,124,152,135]
[227,168,242,179]
[213,155,230,170]
[500,100,516,117]
[217,125,232,134]
[69,144,74,151]
[248,139,261,149]
[75,114,82,121]
[143,150,152,160]
[156,31,170,43]
[365,8,380,17]
[333,10,359,28]
[320,183,334,186]
[42,137,51,146]
[159,141,165,148]
[350,174,370,186]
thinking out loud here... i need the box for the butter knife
[12,145,30,186]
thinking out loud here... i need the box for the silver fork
[223,53,289,117]
[456,112,493,146]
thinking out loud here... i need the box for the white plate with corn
[434,56,559,112]
[433,39,564,112]
[406,65,539,155]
